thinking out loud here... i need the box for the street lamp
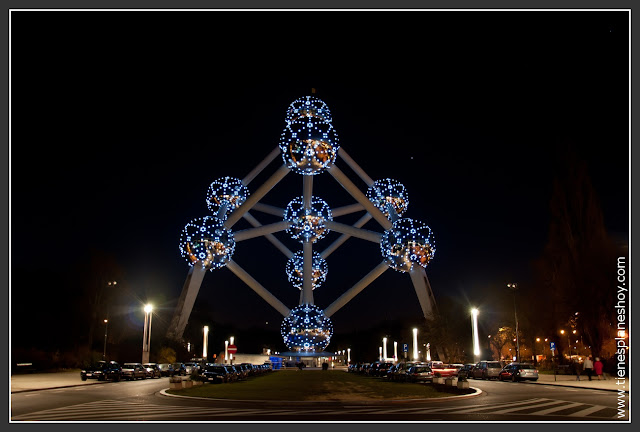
[347,348,351,364]
[393,341,398,363]
[471,308,480,363]
[383,337,388,360]
[507,283,520,362]
[225,340,229,363]
[203,326,209,360]
[412,328,418,361]
[103,319,108,360]
[142,304,153,364]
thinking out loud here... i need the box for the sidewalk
[530,373,625,392]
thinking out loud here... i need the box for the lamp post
[507,283,520,362]
[142,304,153,364]
[379,346,383,362]
[347,348,351,364]
[225,340,229,363]
[393,341,398,363]
[471,308,480,363]
[560,330,571,362]
[412,328,418,361]
[383,337,388,360]
[102,319,108,360]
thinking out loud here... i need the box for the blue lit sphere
[285,95,333,123]
[279,117,339,175]
[284,196,333,243]
[285,251,328,290]
[366,179,409,218]
[380,218,436,272]
[206,177,249,219]
[179,216,235,270]
[280,304,333,353]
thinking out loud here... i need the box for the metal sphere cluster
[206,177,249,219]
[179,216,235,270]
[279,98,340,176]
[284,196,333,243]
[285,251,328,290]
[367,178,409,219]
[380,218,436,272]
[285,96,333,123]
[280,304,334,353]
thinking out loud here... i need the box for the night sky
[10,11,629,351]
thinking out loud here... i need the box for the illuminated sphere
[179,216,235,270]
[285,251,328,290]
[279,116,339,175]
[284,196,333,243]
[366,178,409,218]
[380,218,436,272]
[280,304,333,353]
[206,177,249,219]
[285,95,333,123]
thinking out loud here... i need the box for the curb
[159,386,483,405]
[11,381,108,394]
[526,381,622,393]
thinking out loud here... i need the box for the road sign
[550,342,556,350]
[228,344,237,354]
[403,344,408,352]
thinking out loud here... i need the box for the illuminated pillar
[426,343,431,361]
[379,346,383,362]
[225,340,229,363]
[347,348,351,363]
[412,328,418,361]
[472,308,480,363]
[383,337,388,360]
[203,326,209,359]
[393,341,398,362]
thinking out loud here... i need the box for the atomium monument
[166,95,438,356]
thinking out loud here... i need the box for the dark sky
[11,11,629,347]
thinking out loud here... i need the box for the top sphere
[366,179,409,219]
[285,96,333,124]
[206,177,249,219]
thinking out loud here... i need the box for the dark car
[404,365,434,383]
[201,364,233,383]
[471,361,504,380]
[499,363,539,382]
[157,363,175,377]
[457,363,476,379]
[121,363,147,380]
[81,361,122,382]
[172,363,187,376]
[374,362,394,378]
[142,363,162,379]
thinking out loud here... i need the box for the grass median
[167,370,474,401]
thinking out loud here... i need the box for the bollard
[457,380,470,389]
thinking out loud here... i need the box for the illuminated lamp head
[380,218,436,272]
[279,116,339,175]
[285,95,333,124]
[285,251,328,290]
[179,216,235,270]
[366,178,409,219]
[280,304,333,353]
[284,196,333,243]
[206,177,249,219]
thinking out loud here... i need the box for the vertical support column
[409,266,437,319]
[302,240,314,305]
[165,265,208,342]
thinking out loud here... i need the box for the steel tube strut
[165,265,208,341]
[327,165,392,230]
[302,240,314,305]
[242,147,281,186]
[337,147,375,187]
[226,260,290,317]
[225,164,290,229]
[242,212,294,259]
[331,203,365,217]
[251,203,285,217]
[324,220,382,243]
[409,266,437,319]
[233,220,290,242]
[324,261,389,317]
[320,213,373,259]
[303,175,313,210]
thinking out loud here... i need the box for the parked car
[121,363,147,380]
[389,362,426,382]
[142,363,162,379]
[405,365,434,383]
[471,361,504,380]
[457,363,477,379]
[430,363,459,378]
[172,362,187,376]
[499,363,539,382]
[372,362,394,377]
[157,363,175,377]
[81,361,122,382]
[201,364,233,383]
[184,362,201,375]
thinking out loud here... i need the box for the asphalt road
[10,373,628,422]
